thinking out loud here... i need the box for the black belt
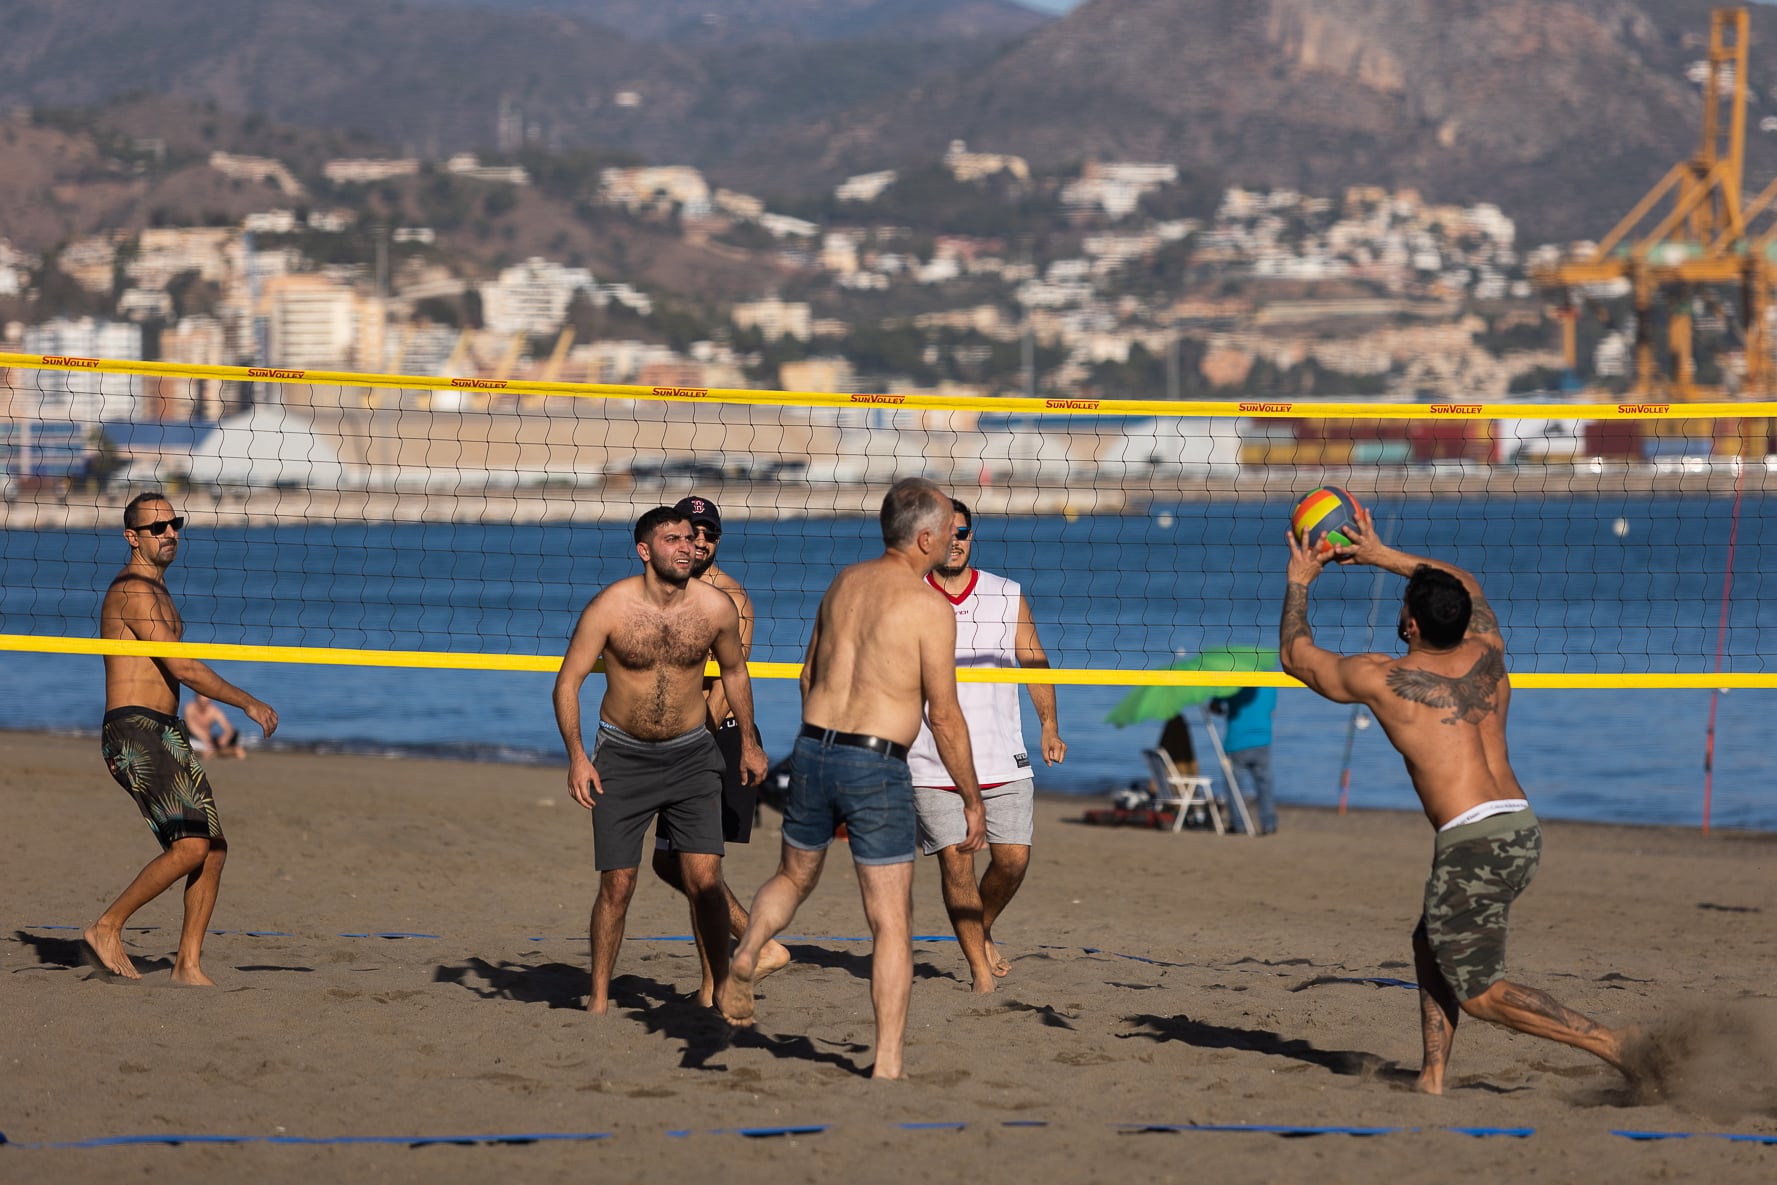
[799,723,909,762]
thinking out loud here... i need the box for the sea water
[2,495,1773,830]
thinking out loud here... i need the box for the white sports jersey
[907,568,1032,788]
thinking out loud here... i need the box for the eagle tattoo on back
[1385,646,1506,725]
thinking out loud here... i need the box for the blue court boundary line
[4,1123,1773,1148]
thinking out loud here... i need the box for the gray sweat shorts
[913,777,1035,855]
[589,722,725,871]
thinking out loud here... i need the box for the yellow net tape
[5,640,1773,690]
[2,351,1765,420]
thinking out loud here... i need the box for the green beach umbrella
[1104,645,1280,728]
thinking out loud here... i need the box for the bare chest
[604,606,715,671]
[101,577,183,640]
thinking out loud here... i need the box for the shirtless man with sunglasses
[85,492,278,984]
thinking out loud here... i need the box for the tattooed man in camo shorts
[1279,506,1650,1095]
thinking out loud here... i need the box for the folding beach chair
[1142,748,1225,834]
[1197,706,1260,838]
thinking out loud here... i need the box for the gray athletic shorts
[913,777,1035,855]
[590,722,725,871]
[656,717,759,851]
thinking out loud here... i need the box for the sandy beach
[2,729,1774,1183]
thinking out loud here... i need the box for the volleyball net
[1,350,1773,690]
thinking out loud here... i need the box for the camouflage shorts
[1417,808,1541,1002]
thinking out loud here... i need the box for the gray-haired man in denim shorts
[719,478,986,1080]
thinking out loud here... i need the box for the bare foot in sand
[983,938,1012,978]
[170,962,217,987]
[82,924,140,980]
[719,951,758,1026]
[754,939,792,983]
[698,940,789,1007]
[1614,1024,1668,1101]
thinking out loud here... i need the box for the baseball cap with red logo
[672,495,721,534]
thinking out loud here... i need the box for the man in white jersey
[908,499,1066,994]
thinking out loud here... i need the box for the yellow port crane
[1535,6,1772,402]
[522,326,574,410]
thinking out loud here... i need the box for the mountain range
[3,0,1775,241]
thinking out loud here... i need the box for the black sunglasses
[131,516,185,536]
[691,525,721,541]
[953,527,972,541]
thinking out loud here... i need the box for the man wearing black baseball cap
[655,495,790,994]
[674,495,721,538]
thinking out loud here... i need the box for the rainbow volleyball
[1291,486,1364,554]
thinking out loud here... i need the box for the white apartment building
[160,315,228,367]
[596,283,652,316]
[209,152,305,197]
[444,154,530,186]
[1595,332,1630,378]
[600,166,710,215]
[943,141,1029,184]
[244,211,301,234]
[714,189,765,220]
[325,158,421,184]
[758,212,819,239]
[1459,203,1516,246]
[58,235,123,295]
[116,289,174,320]
[479,258,594,336]
[835,170,896,202]
[157,315,230,419]
[263,275,360,370]
[731,297,812,342]
[0,239,38,296]
[918,256,961,284]
[127,227,237,290]
[1061,161,1178,219]
[19,319,145,422]
[1015,279,1094,309]
[821,232,860,274]
[307,209,355,233]
[1082,233,1160,264]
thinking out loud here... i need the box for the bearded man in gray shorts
[1281,507,1649,1094]
[554,506,767,1015]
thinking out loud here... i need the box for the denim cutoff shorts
[781,733,918,865]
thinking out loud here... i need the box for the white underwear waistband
[1438,798,1531,833]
